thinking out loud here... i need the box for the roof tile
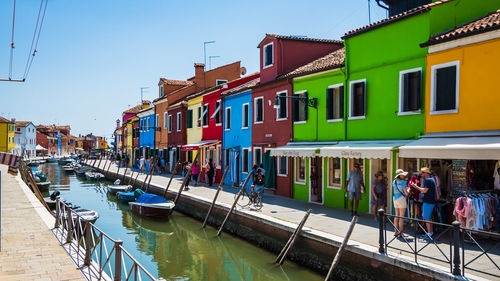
[280,48,345,79]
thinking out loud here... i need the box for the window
[211,100,222,125]
[242,148,249,173]
[263,42,273,68]
[187,109,193,129]
[202,104,209,127]
[295,158,306,183]
[253,147,262,166]
[276,91,287,120]
[197,106,202,127]
[399,68,422,114]
[431,61,459,114]
[349,79,366,119]
[225,149,230,168]
[216,79,227,85]
[160,85,164,97]
[277,156,287,176]
[167,115,172,132]
[328,158,342,189]
[254,97,264,123]
[225,107,231,130]
[156,114,159,130]
[292,91,307,123]
[147,117,150,131]
[164,113,168,129]
[176,112,182,131]
[327,84,344,121]
[242,103,249,128]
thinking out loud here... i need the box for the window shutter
[303,92,308,121]
[187,110,193,129]
[403,73,410,112]
[292,96,299,121]
[416,71,422,110]
[363,82,366,116]
[326,88,332,120]
[339,86,344,118]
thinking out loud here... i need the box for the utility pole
[204,41,216,70]
[368,0,371,24]
[209,55,220,70]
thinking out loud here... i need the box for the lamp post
[274,95,319,140]
[204,41,216,70]
[209,55,220,70]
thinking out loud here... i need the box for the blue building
[138,107,155,163]
[222,78,259,187]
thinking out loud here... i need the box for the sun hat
[420,167,431,174]
[394,169,408,179]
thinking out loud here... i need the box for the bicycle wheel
[253,194,263,210]
[235,189,250,207]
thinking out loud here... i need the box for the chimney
[11,118,15,123]
[116,119,120,129]
[194,63,206,90]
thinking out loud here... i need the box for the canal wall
[100,166,461,281]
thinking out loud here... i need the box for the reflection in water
[40,163,323,281]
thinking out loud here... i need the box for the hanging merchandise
[494,161,500,191]
[451,160,467,192]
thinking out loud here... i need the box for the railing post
[84,221,92,266]
[452,221,461,276]
[66,207,74,244]
[54,197,60,229]
[378,209,385,254]
[114,240,123,281]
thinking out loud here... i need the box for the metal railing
[377,209,500,278]
[53,198,161,281]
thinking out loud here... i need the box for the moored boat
[46,157,58,163]
[129,193,175,218]
[75,166,93,176]
[107,179,131,195]
[35,181,51,191]
[85,172,104,181]
[117,188,143,203]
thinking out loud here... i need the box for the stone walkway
[97,160,499,280]
[0,165,85,281]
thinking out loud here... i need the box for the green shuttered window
[187,109,193,129]
[435,66,457,111]
[292,91,308,122]
[326,85,344,120]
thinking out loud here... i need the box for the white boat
[85,172,105,181]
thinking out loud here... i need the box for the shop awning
[35,145,48,151]
[181,140,220,151]
[399,137,500,160]
[319,140,411,159]
[269,145,319,158]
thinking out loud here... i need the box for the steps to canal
[92,160,494,281]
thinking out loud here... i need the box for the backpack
[254,171,265,186]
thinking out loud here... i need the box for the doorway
[310,157,323,204]
[370,158,390,213]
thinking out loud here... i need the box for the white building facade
[15,121,37,158]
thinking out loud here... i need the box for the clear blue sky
[0,0,386,140]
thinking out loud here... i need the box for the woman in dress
[371,171,386,221]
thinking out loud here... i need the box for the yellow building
[186,95,204,161]
[0,117,15,153]
[423,12,500,133]
[124,117,137,166]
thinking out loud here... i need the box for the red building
[165,101,188,171]
[252,34,343,197]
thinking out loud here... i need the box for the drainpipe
[343,41,350,142]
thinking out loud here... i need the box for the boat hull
[107,185,130,195]
[36,181,50,191]
[129,203,174,218]
[117,192,136,203]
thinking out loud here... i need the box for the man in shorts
[345,163,365,216]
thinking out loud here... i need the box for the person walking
[206,158,216,186]
[191,160,200,186]
[371,171,387,221]
[345,163,365,216]
[183,161,191,191]
[411,167,436,240]
[393,169,409,237]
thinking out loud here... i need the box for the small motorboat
[59,208,99,225]
[63,165,76,173]
[43,191,63,210]
[58,158,73,165]
[107,180,132,195]
[46,157,58,163]
[35,181,51,191]
[27,161,40,167]
[117,188,143,203]
[85,172,104,181]
[129,193,175,218]
[75,166,93,176]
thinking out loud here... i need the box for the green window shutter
[292,96,299,121]
[403,73,410,112]
[187,110,193,129]
[326,88,332,119]
[303,92,308,121]
[416,71,422,111]
[339,86,344,118]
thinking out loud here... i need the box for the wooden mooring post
[115,161,121,181]
[105,156,114,178]
[145,157,158,193]
[275,209,312,265]
[127,166,135,185]
[132,163,144,187]
[173,150,200,205]
[324,215,359,281]
[97,155,103,169]
[162,163,181,198]
[216,174,251,237]
[202,166,229,228]
[121,163,129,183]
[141,157,156,190]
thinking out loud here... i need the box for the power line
[23,0,45,80]
[24,0,48,81]
[9,0,17,80]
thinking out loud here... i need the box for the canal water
[40,163,324,281]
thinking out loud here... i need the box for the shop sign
[340,150,362,158]
[265,134,272,138]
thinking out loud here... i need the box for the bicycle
[234,184,263,210]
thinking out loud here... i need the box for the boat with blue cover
[129,193,175,218]
[117,189,144,203]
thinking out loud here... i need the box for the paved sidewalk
[98,160,499,280]
[0,165,85,281]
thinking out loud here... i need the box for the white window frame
[327,157,342,190]
[254,97,264,124]
[348,79,367,120]
[155,114,159,130]
[263,42,274,69]
[327,83,344,122]
[211,100,222,126]
[167,114,172,133]
[176,112,182,132]
[224,107,231,131]
[201,104,209,128]
[147,117,150,131]
[253,147,262,166]
[294,157,306,184]
[196,106,202,128]
[242,103,249,129]
[160,85,164,97]
[216,79,228,85]
[163,113,168,129]
[430,60,460,115]
[216,144,222,168]
[242,147,250,174]
[398,67,422,116]
[293,90,307,124]
[276,90,288,121]
[277,156,288,177]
